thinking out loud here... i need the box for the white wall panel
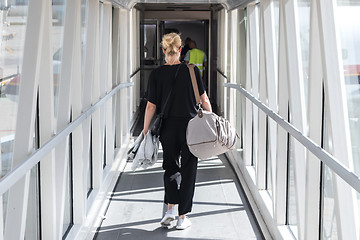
[262,0,278,203]
[70,0,85,226]
[119,9,131,143]
[130,8,138,114]
[225,11,231,120]
[103,3,115,167]
[216,10,222,110]
[244,6,253,167]
[38,1,57,238]
[55,0,82,237]
[304,0,322,238]
[83,0,99,202]
[5,0,46,239]
[248,4,259,172]
[229,10,239,140]
[0,1,135,239]
[91,0,103,190]
[238,9,246,150]
[275,0,289,226]
[195,0,360,239]
[282,0,307,238]
[316,0,359,239]
[257,2,267,189]
[5,1,360,239]
[98,2,109,175]
[113,8,123,148]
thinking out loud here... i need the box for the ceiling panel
[112,0,254,10]
[135,3,222,11]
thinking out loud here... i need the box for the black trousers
[159,118,198,216]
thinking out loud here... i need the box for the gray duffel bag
[186,110,238,159]
[186,64,238,159]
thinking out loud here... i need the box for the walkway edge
[226,149,279,240]
[73,139,132,240]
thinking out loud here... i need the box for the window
[335,1,360,235]
[336,1,360,176]
[0,0,29,232]
[144,23,157,65]
[297,0,310,107]
[52,0,66,116]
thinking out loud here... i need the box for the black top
[146,63,205,119]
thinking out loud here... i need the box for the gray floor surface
[94,149,264,240]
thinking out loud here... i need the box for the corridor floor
[93,147,264,240]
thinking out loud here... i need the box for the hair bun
[161,33,182,56]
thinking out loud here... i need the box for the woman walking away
[143,33,212,230]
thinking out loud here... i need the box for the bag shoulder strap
[187,64,201,105]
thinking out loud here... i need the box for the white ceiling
[111,0,254,11]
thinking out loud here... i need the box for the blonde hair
[161,33,182,56]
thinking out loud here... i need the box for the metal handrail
[130,67,141,79]
[0,73,19,84]
[216,68,228,79]
[224,82,360,193]
[0,82,134,196]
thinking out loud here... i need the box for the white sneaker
[160,209,176,226]
[176,216,191,230]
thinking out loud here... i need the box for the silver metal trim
[224,82,360,193]
[226,0,258,11]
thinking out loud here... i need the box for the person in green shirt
[184,41,207,78]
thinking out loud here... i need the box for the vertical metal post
[38,0,56,238]
[282,0,307,238]
[82,0,98,197]
[262,0,278,202]
[257,2,267,189]
[113,8,122,148]
[71,0,85,225]
[304,0,322,238]
[91,0,102,190]
[244,7,253,166]
[238,8,246,149]
[274,0,289,225]
[103,3,114,166]
[248,4,260,171]
[54,0,81,237]
[119,9,130,143]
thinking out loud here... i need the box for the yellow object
[188,49,205,77]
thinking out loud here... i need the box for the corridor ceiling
[134,3,223,11]
[112,0,254,11]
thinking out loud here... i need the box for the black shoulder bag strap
[162,63,182,116]
[151,63,182,136]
